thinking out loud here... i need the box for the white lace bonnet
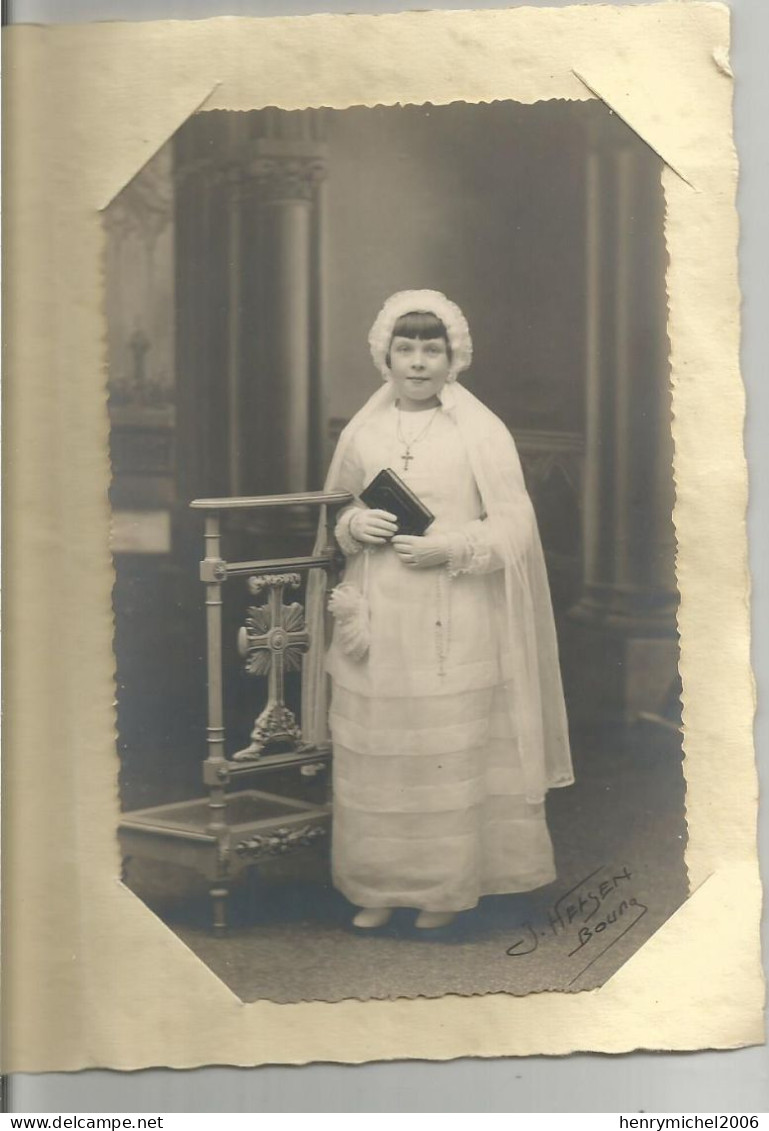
[368,290,473,382]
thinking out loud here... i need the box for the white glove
[349,508,399,545]
[392,534,450,569]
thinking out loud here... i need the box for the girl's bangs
[391,310,449,342]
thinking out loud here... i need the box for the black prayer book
[359,467,435,537]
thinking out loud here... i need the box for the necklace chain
[396,404,440,470]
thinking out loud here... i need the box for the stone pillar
[567,115,679,724]
[242,137,327,496]
[174,110,327,509]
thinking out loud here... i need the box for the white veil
[302,294,573,803]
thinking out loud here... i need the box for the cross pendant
[401,450,414,472]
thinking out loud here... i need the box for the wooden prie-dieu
[118,491,352,933]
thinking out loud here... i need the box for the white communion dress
[326,403,558,912]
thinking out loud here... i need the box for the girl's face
[388,335,451,410]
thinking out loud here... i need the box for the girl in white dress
[303,291,573,930]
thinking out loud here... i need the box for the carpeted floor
[125,720,689,1002]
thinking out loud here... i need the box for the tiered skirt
[327,550,556,911]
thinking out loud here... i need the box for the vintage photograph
[108,98,687,1004]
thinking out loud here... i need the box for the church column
[237,119,328,500]
[174,110,327,512]
[568,115,679,724]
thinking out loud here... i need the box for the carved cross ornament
[234,573,310,760]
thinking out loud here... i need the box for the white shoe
[415,911,456,929]
[352,907,393,929]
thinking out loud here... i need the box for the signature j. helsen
[505,864,649,986]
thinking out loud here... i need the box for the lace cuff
[464,527,494,573]
[446,524,497,576]
[445,531,471,578]
[335,507,363,557]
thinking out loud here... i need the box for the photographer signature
[505,864,648,986]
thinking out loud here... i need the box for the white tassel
[328,582,370,661]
